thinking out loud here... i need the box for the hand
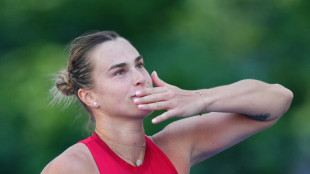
[134,71,205,124]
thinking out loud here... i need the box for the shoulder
[41,143,99,174]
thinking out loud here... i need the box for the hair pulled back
[56,31,119,96]
[52,31,119,121]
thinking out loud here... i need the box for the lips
[131,95,139,101]
[132,96,139,101]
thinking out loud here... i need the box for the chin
[135,110,153,118]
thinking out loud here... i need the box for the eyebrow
[135,55,143,62]
[108,55,143,71]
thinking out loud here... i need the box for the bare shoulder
[41,143,98,174]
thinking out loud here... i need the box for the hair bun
[56,70,75,96]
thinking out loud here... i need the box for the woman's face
[90,37,153,118]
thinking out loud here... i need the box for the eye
[136,62,144,69]
[114,69,125,76]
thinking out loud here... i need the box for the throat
[107,140,146,167]
[94,123,147,166]
[95,131,146,167]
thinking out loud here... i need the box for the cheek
[144,72,152,87]
[97,82,127,100]
[100,87,128,110]
[109,82,131,102]
[146,78,152,87]
[116,99,122,105]
[108,83,129,97]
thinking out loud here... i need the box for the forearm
[134,73,293,124]
[198,79,293,121]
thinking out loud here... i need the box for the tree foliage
[0,0,309,173]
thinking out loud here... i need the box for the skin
[41,37,293,174]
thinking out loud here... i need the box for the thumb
[151,71,167,87]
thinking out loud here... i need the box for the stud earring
[93,102,98,106]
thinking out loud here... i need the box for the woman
[42,31,293,174]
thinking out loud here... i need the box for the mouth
[131,94,139,99]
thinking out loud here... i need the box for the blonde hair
[51,31,120,122]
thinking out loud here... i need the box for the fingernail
[138,105,144,109]
[136,91,142,96]
[133,98,140,103]
[152,118,157,124]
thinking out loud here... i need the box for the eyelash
[136,62,144,68]
[114,62,144,76]
[114,70,125,76]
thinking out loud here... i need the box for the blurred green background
[0,0,309,173]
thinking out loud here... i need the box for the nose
[133,70,146,86]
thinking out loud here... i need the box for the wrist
[195,89,218,114]
[194,90,208,115]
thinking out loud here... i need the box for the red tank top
[79,133,178,174]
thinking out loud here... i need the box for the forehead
[90,37,139,66]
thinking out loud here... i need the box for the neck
[94,112,147,166]
[95,115,146,146]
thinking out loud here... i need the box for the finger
[137,101,170,111]
[152,110,175,124]
[135,87,166,97]
[133,93,168,104]
[151,71,168,87]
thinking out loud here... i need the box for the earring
[93,102,98,106]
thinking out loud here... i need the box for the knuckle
[144,88,152,94]
[163,87,169,92]
[170,100,177,107]
[161,115,166,120]
[166,91,174,98]
[144,96,150,102]
[146,96,154,103]
[164,113,171,119]
[150,96,156,101]
[170,91,177,98]
[139,98,145,103]
[156,103,162,109]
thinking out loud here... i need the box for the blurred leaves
[0,0,309,173]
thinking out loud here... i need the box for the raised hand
[134,71,205,124]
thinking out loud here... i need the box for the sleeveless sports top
[79,133,178,174]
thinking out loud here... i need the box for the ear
[78,88,99,108]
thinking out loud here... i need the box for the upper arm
[41,143,98,174]
[156,112,278,168]
[41,156,84,174]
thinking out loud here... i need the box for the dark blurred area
[0,0,309,173]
